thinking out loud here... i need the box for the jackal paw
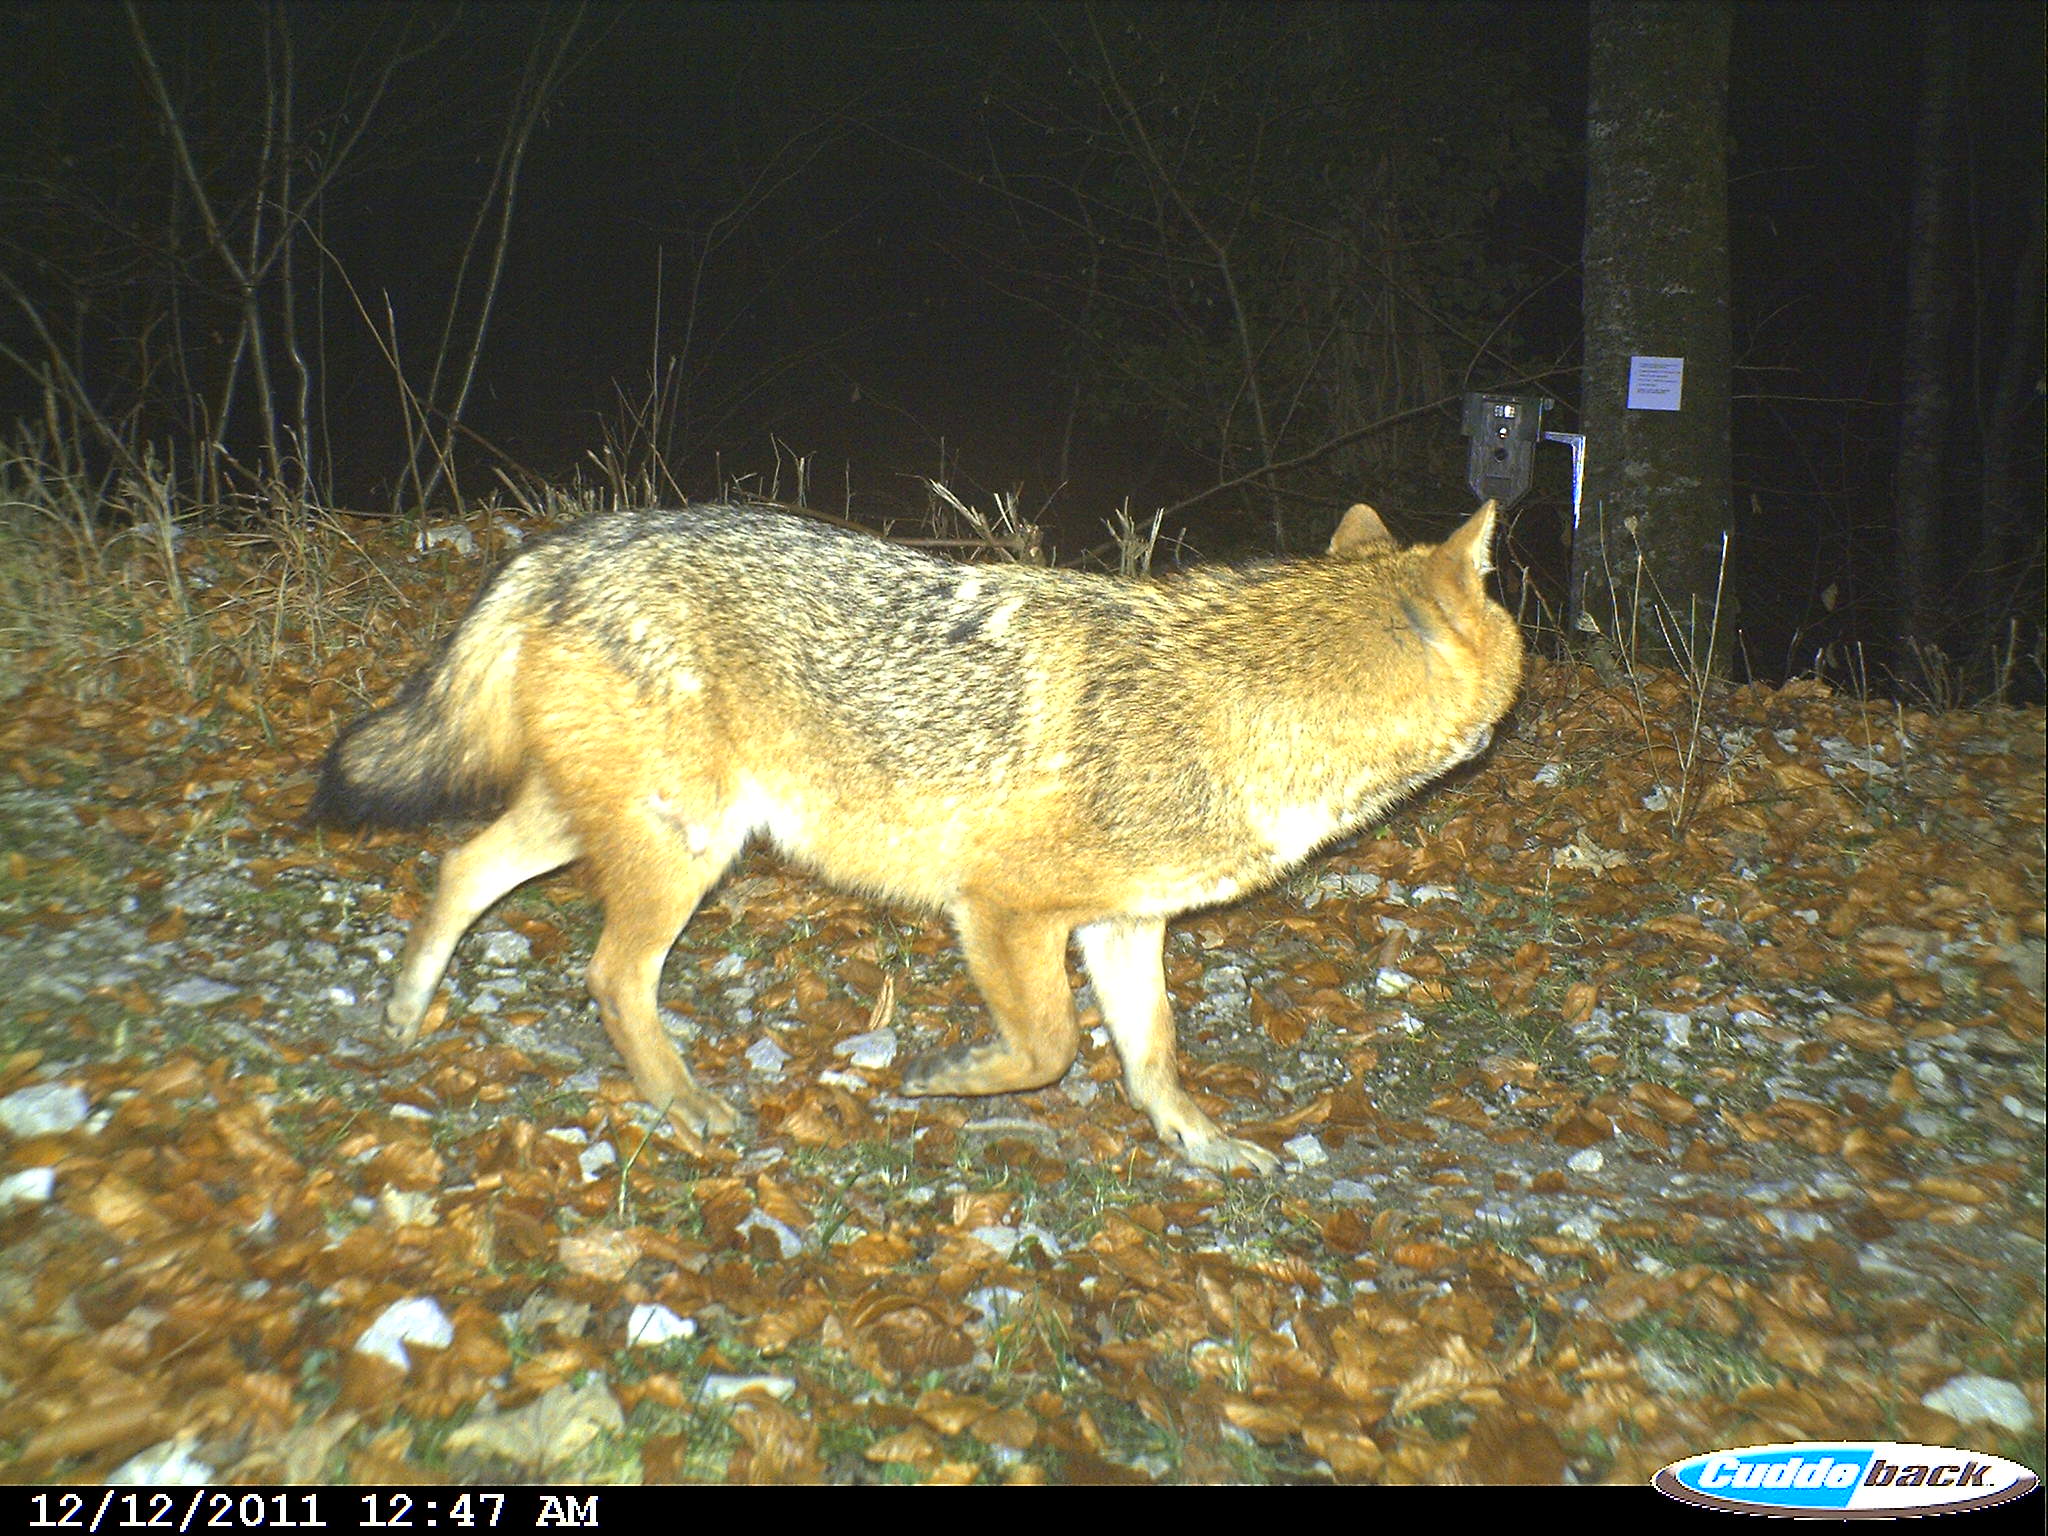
[1174,1130,1281,1177]
[900,1044,1066,1098]
[899,1045,972,1097]
[384,996,430,1045]
[1139,1087,1281,1175]
[660,1085,740,1140]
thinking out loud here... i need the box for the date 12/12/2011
[23,1492,606,1533]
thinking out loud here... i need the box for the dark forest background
[1,0,2040,698]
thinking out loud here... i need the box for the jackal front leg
[901,904,1080,1099]
[1076,917,1279,1176]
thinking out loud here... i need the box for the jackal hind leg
[1076,917,1279,1175]
[580,790,747,1141]
[901,904,1080,1099]
[387,782,580,1042]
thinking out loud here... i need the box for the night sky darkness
[3,1,2042,683]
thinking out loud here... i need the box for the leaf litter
[0,516,2041,1484]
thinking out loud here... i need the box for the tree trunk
[1574,0,1734,673]
[1892,4,1964,697]
[1975,180,2043,688]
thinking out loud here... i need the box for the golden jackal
[310,500,1522,1173]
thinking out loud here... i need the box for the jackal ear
[1430,499,1499,583]
[1328,502,1394,558]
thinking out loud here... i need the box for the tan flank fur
[309,500,1523,1173]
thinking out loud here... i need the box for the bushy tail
[306,606,528,829]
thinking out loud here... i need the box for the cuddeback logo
[1654,1440,2039,1517]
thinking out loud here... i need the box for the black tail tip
[302,749,370,829]
[301,743,501,831]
